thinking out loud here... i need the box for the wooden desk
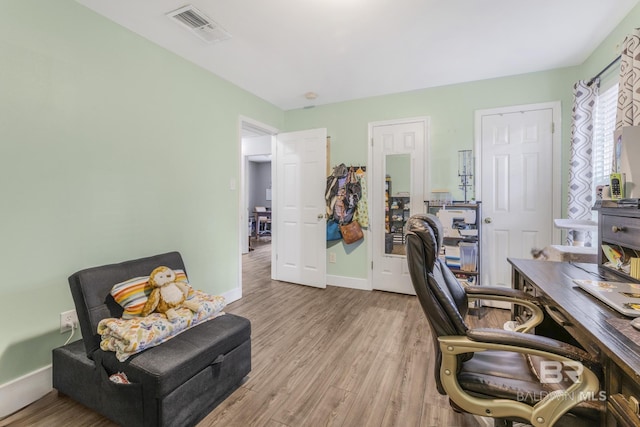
[509,258,640,426]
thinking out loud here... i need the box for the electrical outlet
[60,309,78,334]
[329,252,337,263]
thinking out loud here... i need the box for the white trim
[474,101,562,244]
[0,365,52,419]
[238,117,245,304]
[0,287,243,422]
[270,134,277,281]
[239,115,279,137]
[326,274,372,291]
[367,132,374,295]
[221,285,242,305]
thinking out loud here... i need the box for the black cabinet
[598,207,640,282]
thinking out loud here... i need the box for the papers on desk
[573,279,640,317]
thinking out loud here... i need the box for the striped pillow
[111,269,188,319]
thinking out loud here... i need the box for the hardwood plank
[269,298,402,425]
[0,391,115,427]
[380,349,430,427]
[295,385,355,427]
[2,241,507,427]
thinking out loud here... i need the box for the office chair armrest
[465,287,543,333]
[465,285,536,301]
[466,328,600,370]
[438,334,601,427]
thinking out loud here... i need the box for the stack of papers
[444,245,460,269]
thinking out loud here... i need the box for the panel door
[371,120,427,295]
[274,128,327,288]
[480,108,554,289]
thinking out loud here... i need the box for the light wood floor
[1,241,507,427]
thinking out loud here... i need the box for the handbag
[326,219,342,241]
[339,220,364,244]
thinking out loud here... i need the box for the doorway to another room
[247,158,272,248]
[239,119,327,296]
[241,119,276,256]
[240,118,277,302]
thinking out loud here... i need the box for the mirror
[384,154,411,256]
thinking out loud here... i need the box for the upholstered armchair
[405,214,603,427]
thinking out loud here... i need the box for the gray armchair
[405,214,603,427]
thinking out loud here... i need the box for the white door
[273,128,327,288]
[370,119,428,295]
[476,104,560,293]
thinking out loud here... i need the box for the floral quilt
[98,291,226,361]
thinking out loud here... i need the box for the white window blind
[592,83,618,190]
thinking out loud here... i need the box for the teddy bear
[141,266,201,321]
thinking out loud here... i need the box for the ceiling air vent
[167,5,231,43]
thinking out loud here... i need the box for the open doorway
[246,156,272,248]
[239,118,328,295]
[239,117,278,296]
[240,118,277,253]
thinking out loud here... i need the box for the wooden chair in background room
[255,206,271,238]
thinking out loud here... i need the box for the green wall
[285,67,579,278]
[1,0,639,390]
[0,0,283,384]
[284,4,640,280]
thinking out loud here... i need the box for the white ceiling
[77,0,639,110]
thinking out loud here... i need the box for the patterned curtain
[567,80,598,245]
[616,28,640,130]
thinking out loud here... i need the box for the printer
[436,209,477,238]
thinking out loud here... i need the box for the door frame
[473,101,562,246]
[367,116,431,292]
[238,115,279,299]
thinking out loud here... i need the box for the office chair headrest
[405,214,443,272]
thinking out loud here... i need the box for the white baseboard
[222,286,242,304]
[327,275,371,291]
[0,364,52,419]
[0,287,242,421]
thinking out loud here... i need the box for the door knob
[484,217,492,224]
[318,213,325,219]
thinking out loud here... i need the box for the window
[592,83,618,193]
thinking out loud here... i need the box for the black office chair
[405,214,603,427]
